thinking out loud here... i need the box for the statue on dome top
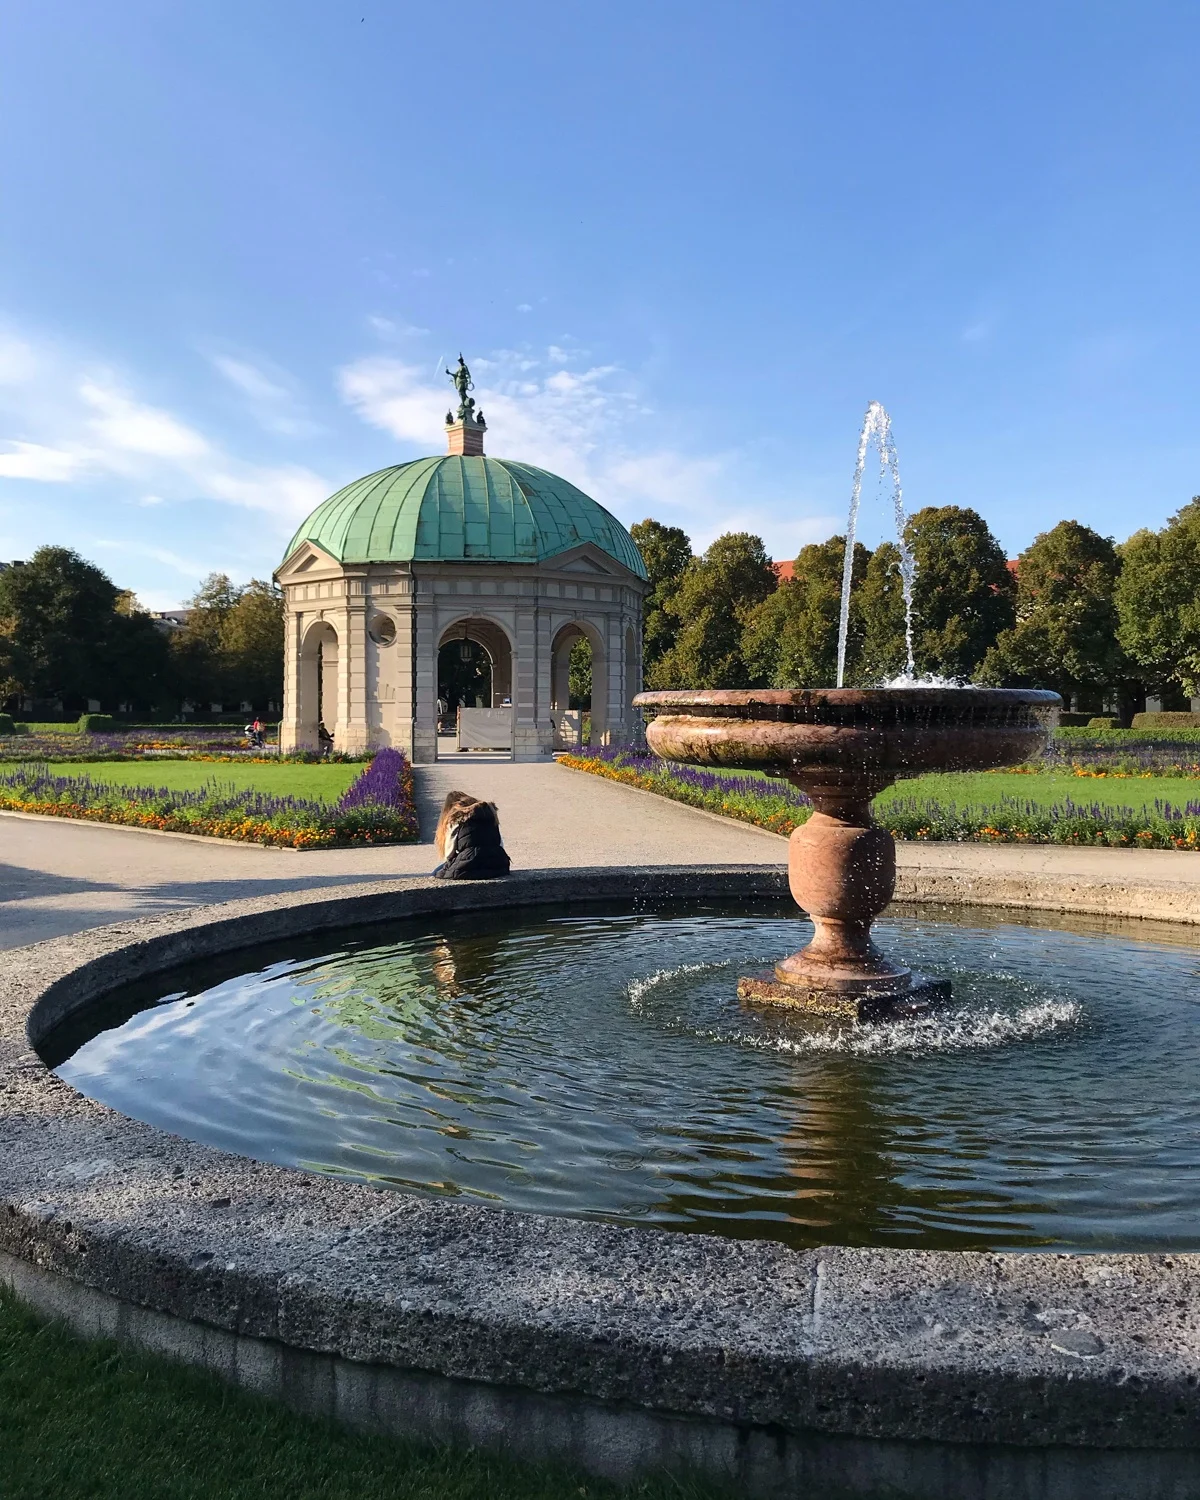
[446,354,476,419]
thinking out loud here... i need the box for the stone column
[385,589,416,759]
[338,576,372,753]
[551,634,571,710]
[278,603,310,752]
[603,611,624,745]
[411,582,438,764]
[319,626,340,738]
[511,593,537,760]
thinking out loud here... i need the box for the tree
[0,546,168,711]
[1115,498,1200,698]
[629,519,692,674]
[568,637,592,708]
[170,572,283,711]
[105,601,174,711]
[855,542,911,683]
[858,507,1015,681]
[171,573,239,708]
[977,521,1131,707]
[221,580,284,710]
[648,532,776,689]
[742,536,871,687]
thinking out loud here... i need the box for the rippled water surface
[45,901,1200,1251]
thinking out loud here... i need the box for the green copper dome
[282,455,647,579]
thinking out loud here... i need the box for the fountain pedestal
[737,776,951,1017]
[634,688,1060,1020]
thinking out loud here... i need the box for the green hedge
[1131,711,1200,729]
[1056,725,1200,743]
[76,713,115,733]
[0,714,13,735]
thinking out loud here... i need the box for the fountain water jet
[838,401,917,686]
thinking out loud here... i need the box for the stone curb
[4,868,1200,1499]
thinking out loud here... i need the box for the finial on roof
[444,352,486,456]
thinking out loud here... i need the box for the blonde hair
[434,793,503,857]
[435,791,474,857]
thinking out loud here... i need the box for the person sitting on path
[432,790,511,880]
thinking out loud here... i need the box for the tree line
[631,497,1200,715]
[5,495,1199,722]
[0,547,284,718]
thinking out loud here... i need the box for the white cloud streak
[0,334,329,523]
[209,353,320,437]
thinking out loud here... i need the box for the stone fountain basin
[635,688,1061,783]
[6,871,1200,1500]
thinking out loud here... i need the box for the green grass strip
[0,1287,725,1500]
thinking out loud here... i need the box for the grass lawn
[875,770,1200,814]
[0,1289,719,1500]
[59,760,363,801]
[712,766,1200,815]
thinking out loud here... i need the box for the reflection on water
[44,901,1200,1252]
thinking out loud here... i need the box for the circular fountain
[636,685,1061,1017]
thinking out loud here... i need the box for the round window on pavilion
[368,613,397,647]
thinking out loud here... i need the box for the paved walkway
[0,762,780,950]
[2,760,1198,950]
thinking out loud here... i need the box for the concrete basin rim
[4,866,1200,1456]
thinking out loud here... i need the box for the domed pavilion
[275,357,649,761]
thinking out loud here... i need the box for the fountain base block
[737,970,952,1021]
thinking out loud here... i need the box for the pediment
[550,542,626,577]
[276,541,341,582]
[546,540,647,587]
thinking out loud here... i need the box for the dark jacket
[435,804,510,880]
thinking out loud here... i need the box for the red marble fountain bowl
[633,687,1061,795]
[633,687,1062,1013]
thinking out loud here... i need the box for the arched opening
[299,620,339,749]
[551,622,606,747]
[436,617,514,757]
[437,637,493,718]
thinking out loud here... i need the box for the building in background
[274,357,648,761]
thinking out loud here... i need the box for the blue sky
[1,0,1197,608]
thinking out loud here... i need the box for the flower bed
[0,729,375,764]
[1018,732,1200,779]
[560,748,1200,851]
[0,730,259,762]
[0,747,419,848]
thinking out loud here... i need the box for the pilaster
[412,584,438,764]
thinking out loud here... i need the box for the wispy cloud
[0,440,88,481]
[367,314,430,339]
[91,537,212,577]
[81,379,209,458]
[0,337,40,385]
[209,353,320,437]
[0,329,329,523]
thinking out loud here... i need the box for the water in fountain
[40,898,1200,1252]
[836,401,917,686]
